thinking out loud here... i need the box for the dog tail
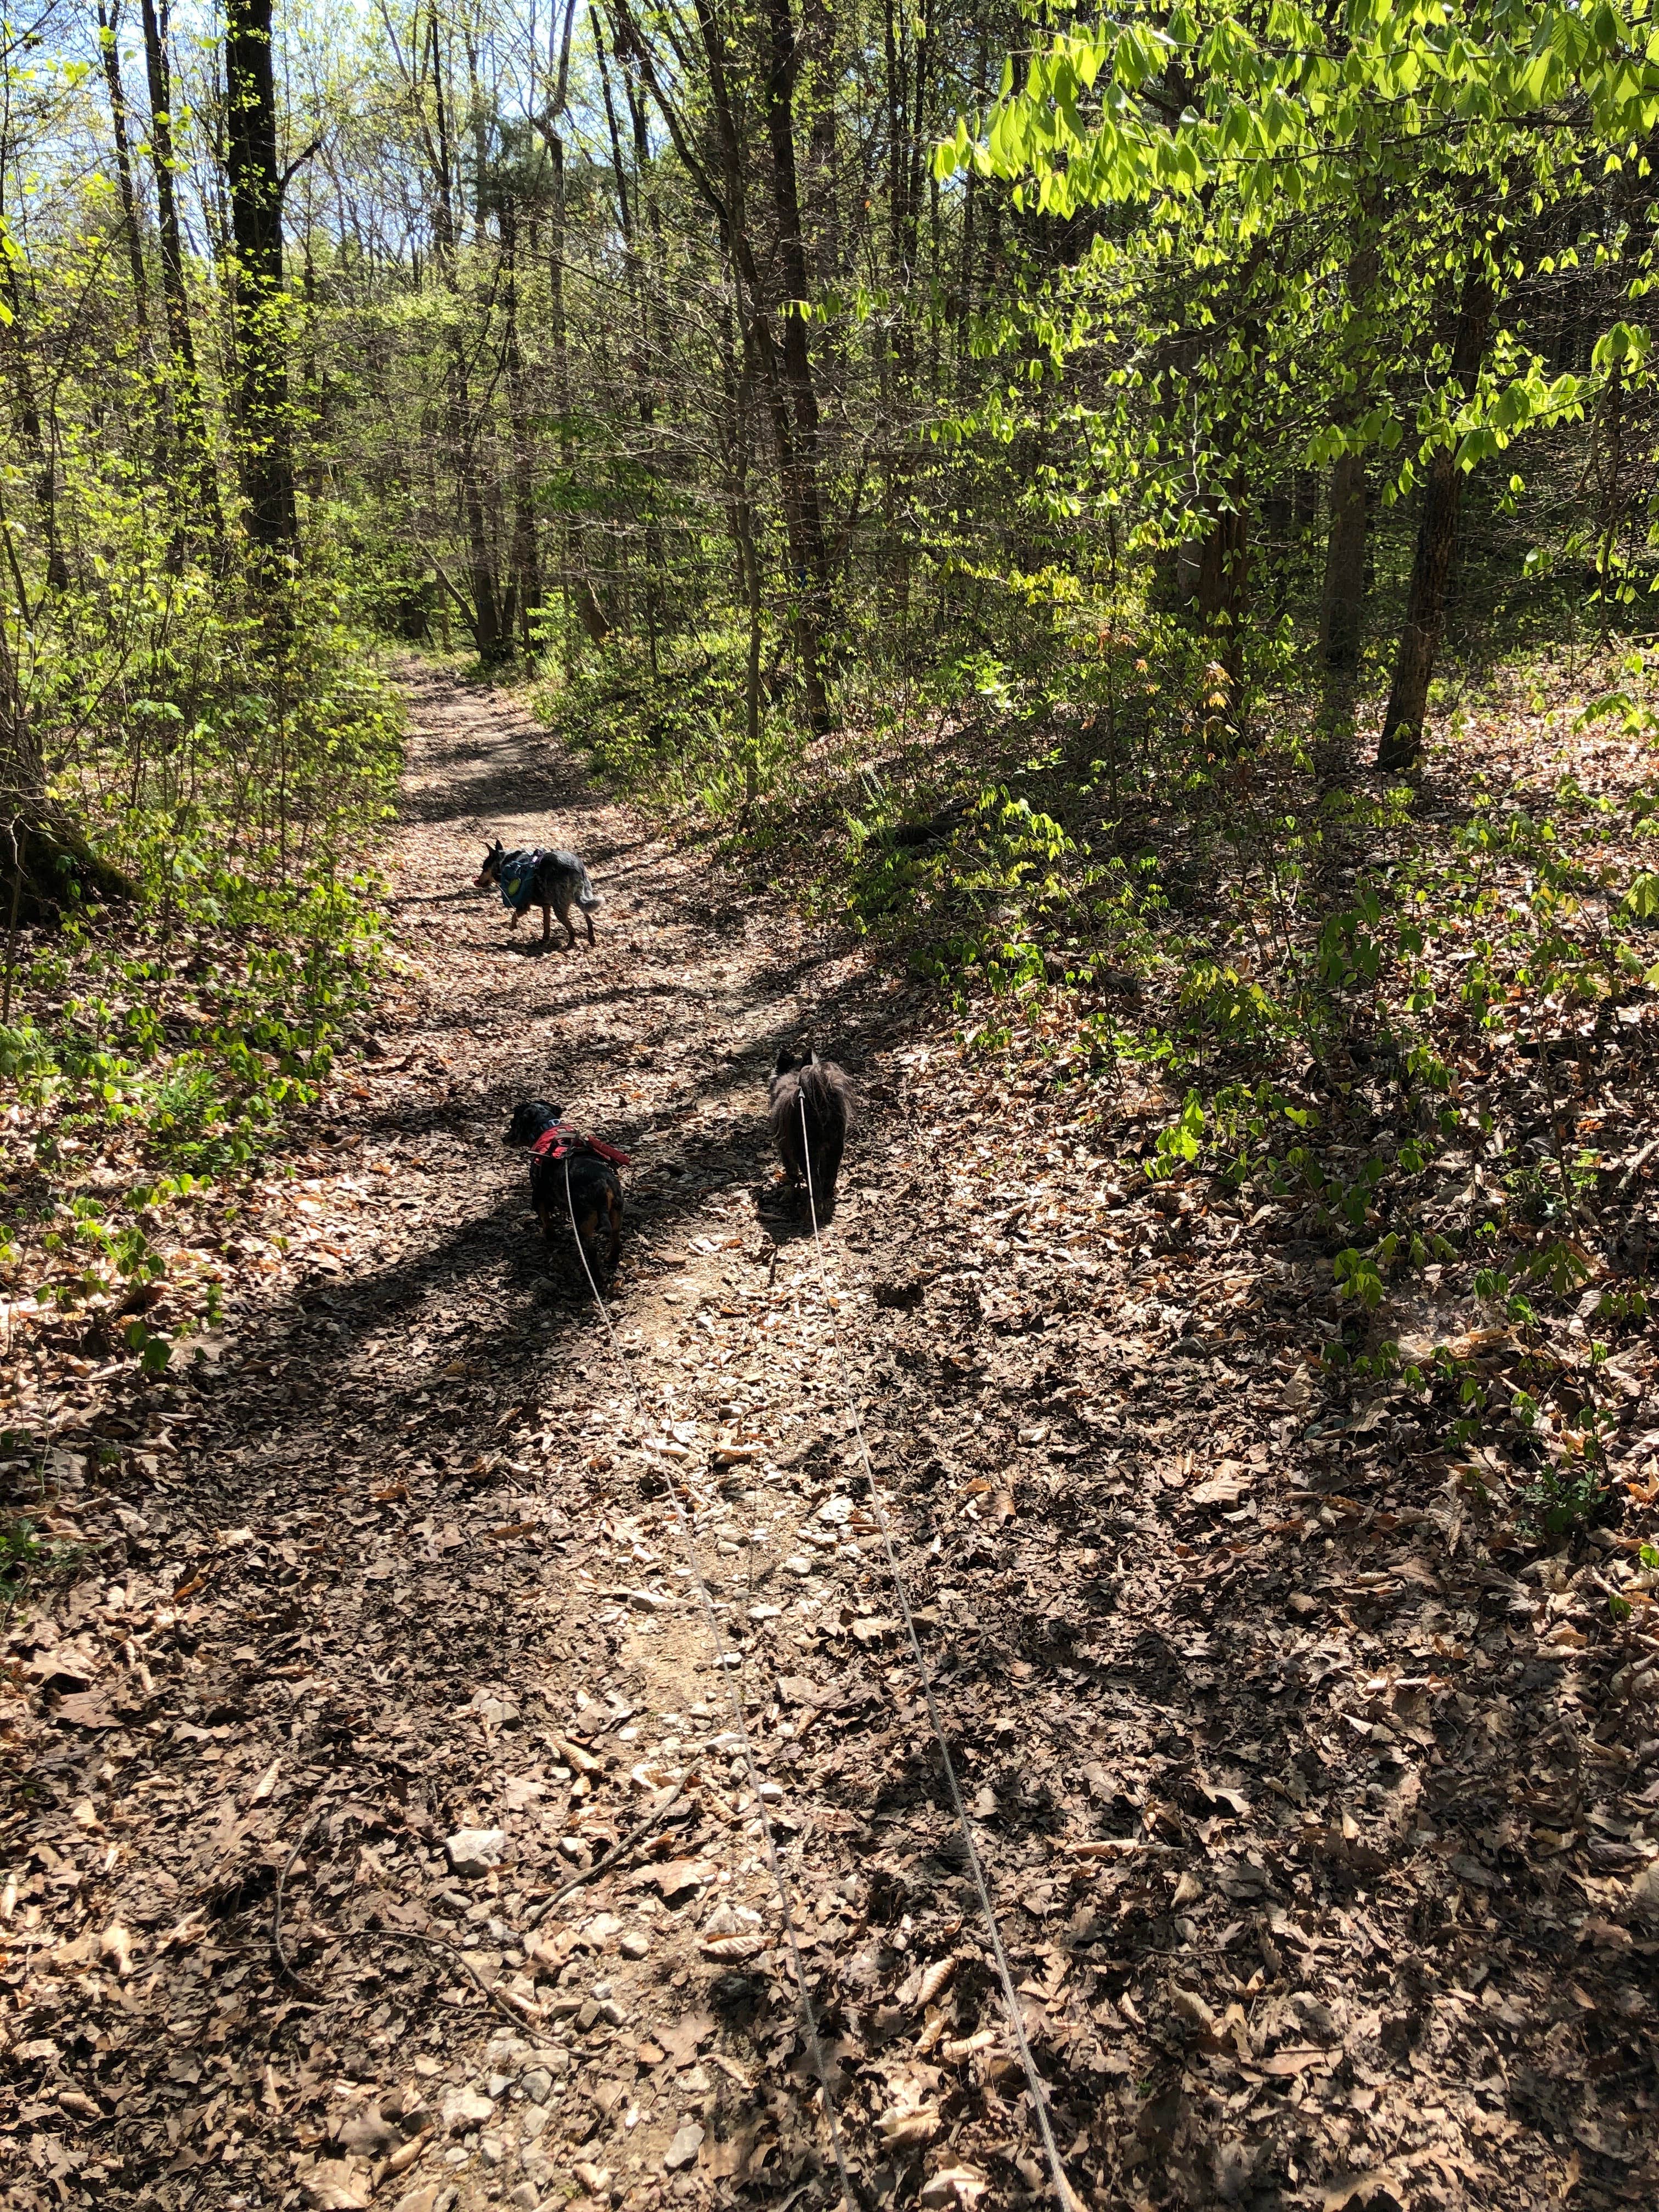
[576,864,601,911]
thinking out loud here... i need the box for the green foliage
[1517,1458,1619,1542]
[537,631,798,819]
[2,492,400,1380]
[1146,1090,1204,1176]
[0,1513,80,1613]
[0,1519,47,1610]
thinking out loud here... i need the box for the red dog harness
[529,1125,632,1169]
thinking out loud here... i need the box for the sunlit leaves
[949,1,1659,223]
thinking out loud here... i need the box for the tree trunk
[1378,269,1494,770]
[1318,235,1380,675]
[140,0,223,553]
[0,633,132,921]
[545,0,608,649]
[500,198,540,655]
[224,0,297,553]
[0,241,67,594]
[617,0,825,708]
[426,2,502,661]
[879,0,930,637]
[1590,368,1624,634]
[96,3,155,358]
[592,7,664,652]
[760,0,832,731]
[1194,478,1249,728]
[1319,451,1368,669]
[726,322,764,816]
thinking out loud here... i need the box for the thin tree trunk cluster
[0,0,1646,905]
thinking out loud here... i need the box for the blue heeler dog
[475,840,601,949]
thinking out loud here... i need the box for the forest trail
[5,674,1657,2212]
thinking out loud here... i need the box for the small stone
[597,1998,627,2027]
[618,1931,650,1961]
[572,2165,612,2197]
[663,2121,704,2171]
[521,2108,550,2142]
[520,2068,552,2106]
[784,1554,815,1577]
[441,2087,495,2135]
[478,2135,506,2168]
[444,1827,507,1878]
[575,1997,600,2030]
[507,2186,541,2212]
[487,2073,512,2099]
[392,2189,443,2212]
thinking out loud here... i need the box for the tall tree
[139,0,223,551]
[760,0,833,729]
[1378,266,1497,770]
[225,0,299,552]
[95,2,155,363]
[1319,237,1381,674]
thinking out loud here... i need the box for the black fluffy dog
[769,1049,853,1216]
[505,1101,627,1288]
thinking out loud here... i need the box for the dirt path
[5,669,1657,2212]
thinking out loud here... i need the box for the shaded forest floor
[4,664,1658,2212]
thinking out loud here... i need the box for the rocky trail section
[4,668,1659,2212]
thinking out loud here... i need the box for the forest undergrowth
[0,610,402,1561]
[541,625,1659,1573]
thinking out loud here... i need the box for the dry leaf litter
[3,664,1658,2212]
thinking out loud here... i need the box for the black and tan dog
[476,842,601,949]
[769,1049,854,1216]
[506,1100,628,1288]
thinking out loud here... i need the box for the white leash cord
[561,1154,859,2212]
[797,1098,1079,2212]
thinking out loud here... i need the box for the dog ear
[774,1048,797,1077]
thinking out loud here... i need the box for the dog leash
[796,1098,1081,2212]
[559,1155,859,2212]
